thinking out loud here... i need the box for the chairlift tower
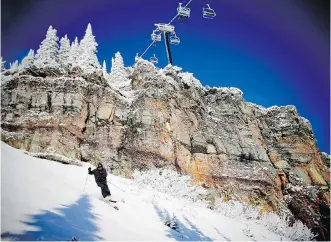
[154,23,175,65]
[164,32,173,65]
[139,0,216,66]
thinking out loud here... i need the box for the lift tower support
[164,32,173,65]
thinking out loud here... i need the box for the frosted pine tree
[68,37,80,67]
[59,35,71,69]
[20,49,35,70]
[110,52,126,76]
[108,51,130,89]
[35,25,60,69]
[9,60,19,74]
[102,60,108,77]
[76,23,101,73]
[1,57,6,72]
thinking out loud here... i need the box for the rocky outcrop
[1,60,329,240]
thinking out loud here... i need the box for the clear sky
[1,0,330,153]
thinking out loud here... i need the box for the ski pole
[107,181,125,192]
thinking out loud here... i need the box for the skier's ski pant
[97,181,111,198]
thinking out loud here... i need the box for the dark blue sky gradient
[2,0,330,153]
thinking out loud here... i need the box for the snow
[266,105,296,113]
[321,152,330,159]
[0,74,14,85]
[1,143,314,241]
[23,150,84,166]
[133,169,208,203]
[215,87,243,98]
[178,72,202,89]
[300,116,313,129]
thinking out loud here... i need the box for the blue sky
[2,0,329,153]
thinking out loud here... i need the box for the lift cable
[139,0,194,58]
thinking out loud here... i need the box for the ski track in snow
[1,142,283,241]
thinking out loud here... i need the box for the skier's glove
[88,167,91,171]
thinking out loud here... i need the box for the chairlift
[155,23,175,33]
[150,54,158,64]
[151,30,161,42]
[177,3,191,18]
[170,34,180,45]
[203,4,216,19]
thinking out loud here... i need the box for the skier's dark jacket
[88,167,107,183]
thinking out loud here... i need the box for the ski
[105,200,119,210]
[101,198,117,203]
[101,199,119,210]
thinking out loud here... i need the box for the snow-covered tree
[75,23,101,72]
[68,37,80,66]
[35,25,60,68]
[20,49,35,70]
[110,52,127,76]
[59,35,71,68]
[9,60,19,73]
[102,60,107,76]
[133,168,208,202]
[108,52,131,88]
[1,57,6,72]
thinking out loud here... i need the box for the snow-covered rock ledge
[23,151,84,166]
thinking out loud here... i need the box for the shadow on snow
[153,203,213,241]
[1,194,102,241]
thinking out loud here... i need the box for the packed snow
[1,142,314,241]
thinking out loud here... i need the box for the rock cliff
[1,59,329,240]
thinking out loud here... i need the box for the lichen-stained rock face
[250,103,330,239]
[1,59,329,239]
[251,104,330,187]
[1,75,129,164]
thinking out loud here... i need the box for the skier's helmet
[97,163,103,169]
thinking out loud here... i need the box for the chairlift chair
[177,3,191,18]
[150,54,158,64]
[203,4,216,19]
[155,23,175,33]
[151,30,161,42]
[170,34,180,45]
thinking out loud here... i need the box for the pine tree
[108,52,130,88]
[35,25,60,68]
[76,23,101,73]
[9,60,19,73]
[21,49,35,70]
[1,57,6,72]
[102,60,107,76]
[69,37,80,66]
[59,35,71,68]
[110,52,128,78]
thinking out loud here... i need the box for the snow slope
[1,142,284,241]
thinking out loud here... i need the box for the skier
[88,163,111,201]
